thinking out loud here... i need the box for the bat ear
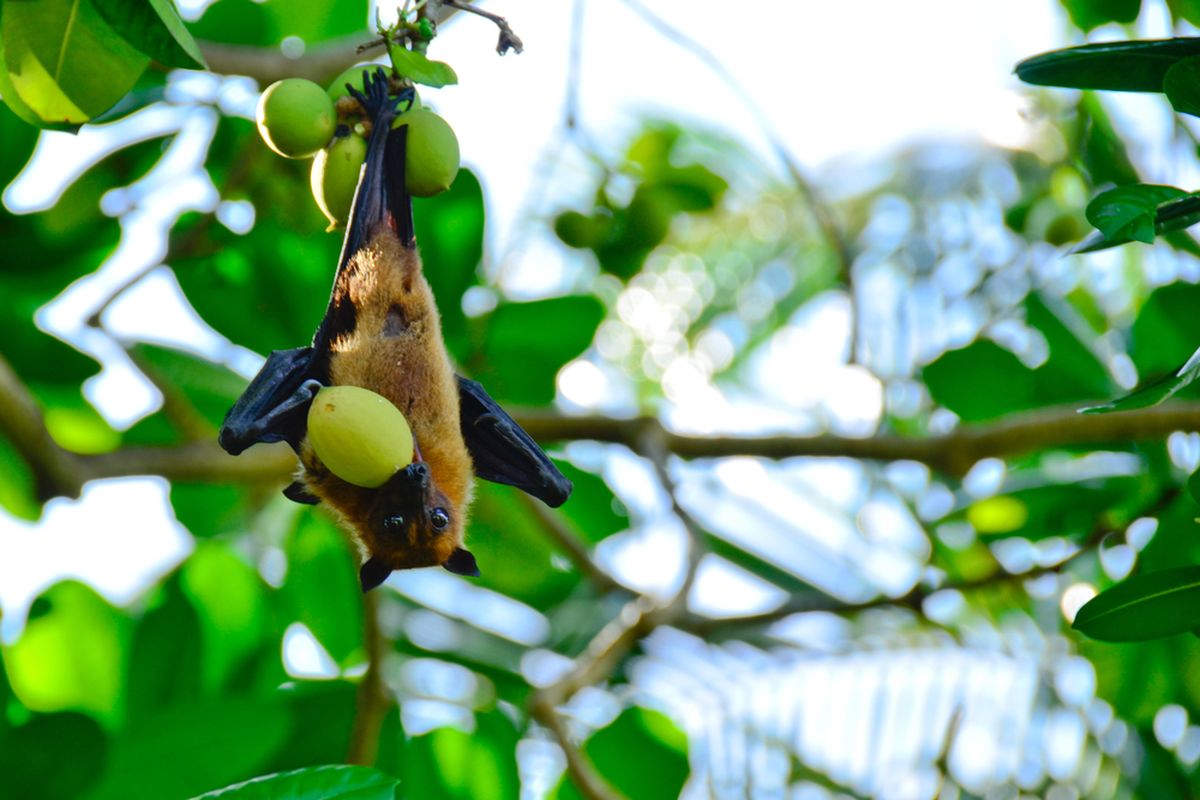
[443,548,480,577]
[360,557,392,592]
[283,481,320,505]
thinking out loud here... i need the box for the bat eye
[430,507,449,530]
[382,514,405,533]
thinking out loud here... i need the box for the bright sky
[1,0,1066,638]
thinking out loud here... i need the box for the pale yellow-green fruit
[326,64,374,102]
[392,109,459,197]
[256,78,336,159]
[311,132,368,230]
[307,385,414,488]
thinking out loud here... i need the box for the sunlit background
[7,0,1200,797]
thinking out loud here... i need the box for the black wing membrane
[218,347,322,455]
[456,376,572,507]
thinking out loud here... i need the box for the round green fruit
[392,109,459,197]
[307,385,414,488]
[256,78,336,159]
[326,65,374,102]
[312,132,368,230]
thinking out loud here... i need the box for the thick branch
[83,441,296,485]
[0,355,87,499]
[6,399,1200,499]
[518,401,1200,475]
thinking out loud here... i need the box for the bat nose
[408,462,430,487]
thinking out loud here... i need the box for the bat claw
[346,67,414,129]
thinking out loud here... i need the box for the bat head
[358,461,478,591]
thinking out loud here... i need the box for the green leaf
[2,581,125,722]
[1,0,150,127]
[387,44,457,88]
[1086,184,1188,245]
[1189,469,1200,507]
[923,340,1036,422]
[124,579,204,721]
[1077,93,1140,187]
[413,168,485,359]
[131,343,246,427]
[1073,565,1200,641]
[468,481,585,607]
[91,0,207,69]
[1025,293,1112,399]
[1058,0,1141,32]
[267,682,360,773]
[0,431,40,520]
[85,695,292,800]
[402,712,518,800]
[180,542,270,692]
[1165,54,1200,116]
[1131,282,1200,376]
[172,220,340,354]
[189,0,368,48]
[475,296,604,405]
[0,712,108,799]
[194,764,400,800]
[555,707,689,800]
[171,483,253,538]
[555,463,629,544]
[1088,281,1200,411]
[1016,36,1200,91]
[1079,356,1200,412]
[281,515,363,667]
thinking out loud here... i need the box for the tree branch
[518,492,626,594]
[517,401,1200,475]
[83,441,296,485]
[196,2,479,84]
[0,355,87,499]
[684,487,1180,637]
[4,390,1199,500]
[347,590,392,766]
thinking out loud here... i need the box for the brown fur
[299,228,474,570]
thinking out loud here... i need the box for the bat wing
[218,347,323,456]
[457,376,573,507]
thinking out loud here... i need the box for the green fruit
[312,132,368,230]
[392,109,459,197]
[326,65,374,102]
[307,385,414,488]
[256,78,336,159]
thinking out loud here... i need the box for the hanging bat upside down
[218,69,572,591]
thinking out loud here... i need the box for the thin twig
[347,590,392,765]
[441,0,523,54]
[531,700,625,800]
[685,488,1181,637]
[638,424,706,605]
[518,492,626,594]
[123,345,215,442]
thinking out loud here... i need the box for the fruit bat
[218,68,572,591]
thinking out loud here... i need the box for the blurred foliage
[8,0,1200,798]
